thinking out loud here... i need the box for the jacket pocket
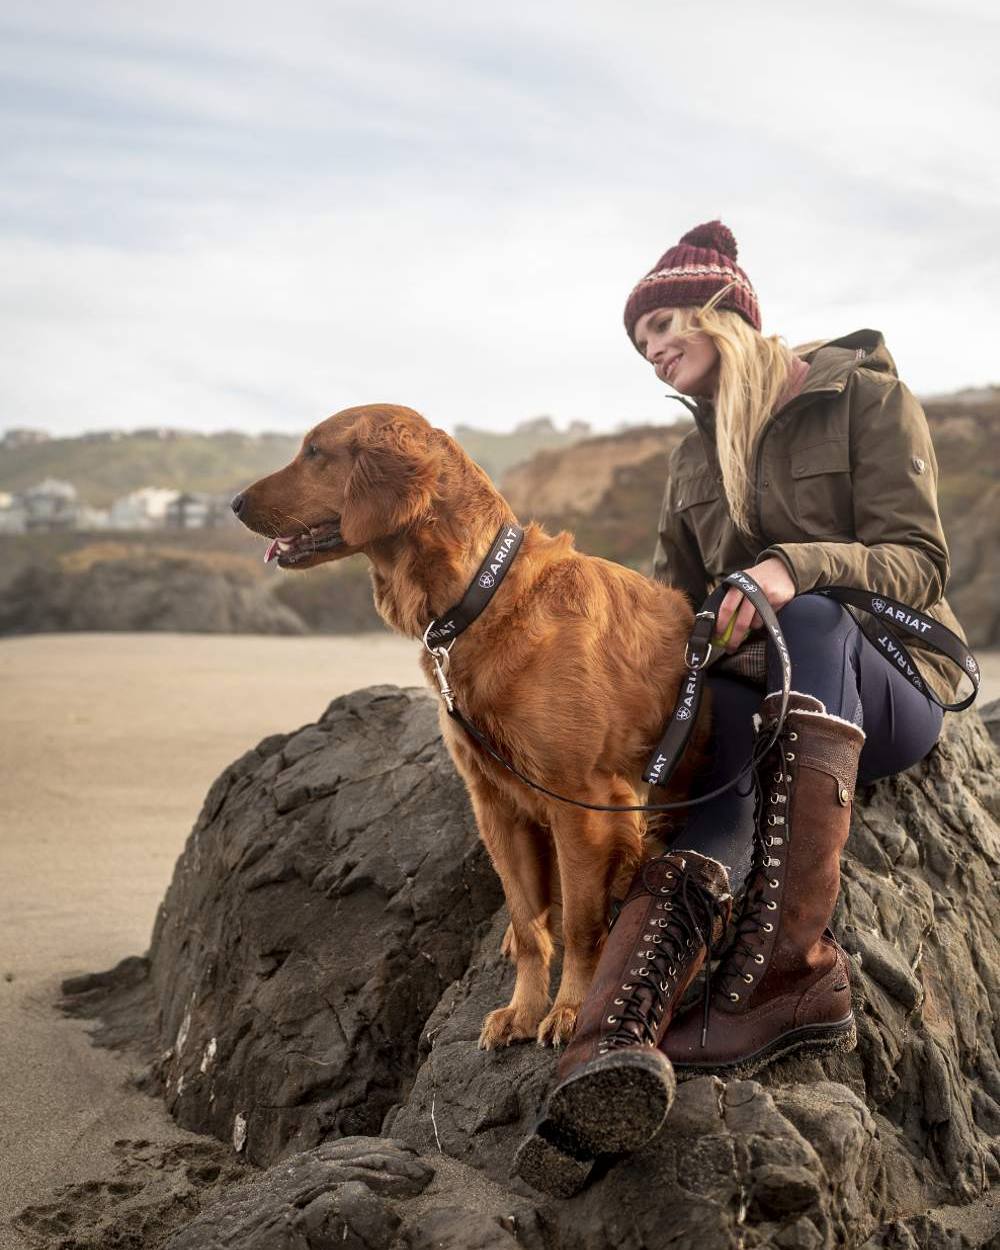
[672,470,721,512]
[672,469,724,565]
[790,440,853,538]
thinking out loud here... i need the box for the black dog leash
[423,530,980,815]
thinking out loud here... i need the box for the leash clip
[429,647,455,712]
[422,622,456,711]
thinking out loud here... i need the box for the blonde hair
[671,295,794,533]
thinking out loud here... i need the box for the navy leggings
[674,593,943,891]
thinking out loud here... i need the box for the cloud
[1,0,997,436]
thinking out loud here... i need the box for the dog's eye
[305,442,320,459]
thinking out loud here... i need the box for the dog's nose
[231,493,246,516]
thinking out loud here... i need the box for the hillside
[0,416,594,505]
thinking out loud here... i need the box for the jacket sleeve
[652,467,710,609]
[760,375,950,610]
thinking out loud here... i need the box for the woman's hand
[715,557,797,652]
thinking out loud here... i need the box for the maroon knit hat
[623,220,761,347]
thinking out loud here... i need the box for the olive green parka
[652,329,965,702]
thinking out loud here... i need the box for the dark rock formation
[55,687,1000,1248]
[0,549,305,635]
[148,685,503,1167]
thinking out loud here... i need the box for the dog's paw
[536,1003,579,1048]
[500,923,518,963]
[478,1006,539,1050]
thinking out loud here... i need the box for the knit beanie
[623,220,761,347]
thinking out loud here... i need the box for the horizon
[4,375,1000,447]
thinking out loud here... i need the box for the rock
[384,703,1000,1247]
[58,690,1000,1248]
[0,549,306,635]
[162,1137,432,1249]
[980,699,1000,752]
[146,686,504,1167]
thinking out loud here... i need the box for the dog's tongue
[263,538,281,564]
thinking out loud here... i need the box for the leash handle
[642,572,790,787]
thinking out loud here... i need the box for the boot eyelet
[754,954,764,964]
[766,901,777,911]
[729,992,740,1002]
[622,983,633,991]
[787,731,798,741]
[643,934,652,941]
[768,878,779,889]
[629,968,640,976]
[743,973,754,983]
[770,857,781,866]
[607,1015,617,1024]
[652,935,662,944]
[659,980,669,993]
[664,902,674,911]
[614,997,624,1005]
[785,751,795,761]
[762,923,774,933]
[773,772,783,783]
[669,965,677,976]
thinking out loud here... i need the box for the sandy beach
[1,632,997,1248]
[0,632,423,1247]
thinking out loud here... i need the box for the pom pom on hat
[679,220,738,261]
[623,218,760,344]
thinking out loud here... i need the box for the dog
[232,404,701,1050]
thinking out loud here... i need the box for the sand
[1,632,996,1248]
[0,632,422,1247]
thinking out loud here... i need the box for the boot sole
[512,1050,676,1198]
[512,1121,594,1199]
[545,1049,677,1155]
[673,1013,857,1080]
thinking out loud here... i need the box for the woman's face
[633,307,720,397]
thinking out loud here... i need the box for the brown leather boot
[514,850,731,1196]
[662,692,863,1078]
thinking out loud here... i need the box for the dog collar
[423,522,524,652]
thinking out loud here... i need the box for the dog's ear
[340,420,440,547]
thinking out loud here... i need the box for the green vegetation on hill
[0,432,300,508]
[0,417,594,505]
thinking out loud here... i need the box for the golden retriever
[232,404,698,1049]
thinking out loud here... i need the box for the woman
[515,220,966,1198]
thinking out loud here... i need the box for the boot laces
[603,866,727,1051]
[712,726,793,1018]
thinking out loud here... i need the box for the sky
[2,0,998,438]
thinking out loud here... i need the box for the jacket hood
[797,329,898,393]
[684,329,898,434]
